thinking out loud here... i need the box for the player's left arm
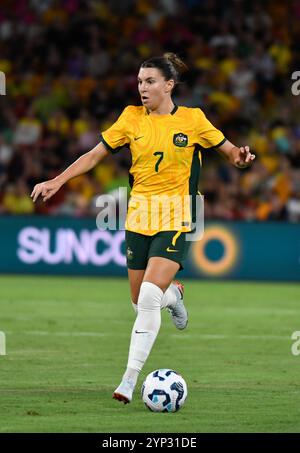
[216,139,256,168]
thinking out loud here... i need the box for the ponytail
[163,52,189,78]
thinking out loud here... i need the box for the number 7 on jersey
[153,151,164,172]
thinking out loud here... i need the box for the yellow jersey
[101,105,225,235]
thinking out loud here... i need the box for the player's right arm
[31,141,109,202]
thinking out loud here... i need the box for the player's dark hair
[141,52,188,85]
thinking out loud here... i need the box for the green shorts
[125,230,191,271]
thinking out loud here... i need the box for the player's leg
[129,266,182,314]
[148,231,189,329]
[113,257,179,404]
[128,269,145,314]
[113,230,149,403]
[143,256,180,290]
[125,231,149,314]
[126,231,186,314]
[113,231,190,404]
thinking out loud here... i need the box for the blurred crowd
[1,0,300,221]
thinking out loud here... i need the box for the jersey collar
[145,104,178,116]
[170,104,178,115]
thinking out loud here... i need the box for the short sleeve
[101,107,131,154]
[194,108,226,149]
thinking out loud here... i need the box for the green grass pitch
[0,275,300,433]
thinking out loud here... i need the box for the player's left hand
[234,146,255,168]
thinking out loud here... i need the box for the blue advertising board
[0,216,299,281]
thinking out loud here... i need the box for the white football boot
[113,378,135,404]
[166,281,188,330]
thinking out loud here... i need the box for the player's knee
[138,281,164,311]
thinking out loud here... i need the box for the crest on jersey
[173,133,188,147]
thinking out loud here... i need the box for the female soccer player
[31,53,255,404]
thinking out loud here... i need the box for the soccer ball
[141,369,187,412]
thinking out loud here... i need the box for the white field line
[171,334,291,340]
[4,331,292,341]
[3,301,300,314]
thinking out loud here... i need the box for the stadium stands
[0,0,299,221]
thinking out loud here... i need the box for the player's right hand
[31,179,62,203]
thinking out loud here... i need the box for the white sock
[160,283,179,308]
[131,301,138,314]
[131,283,178,315]
[123,282,163,382]
[122,366,139,386]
